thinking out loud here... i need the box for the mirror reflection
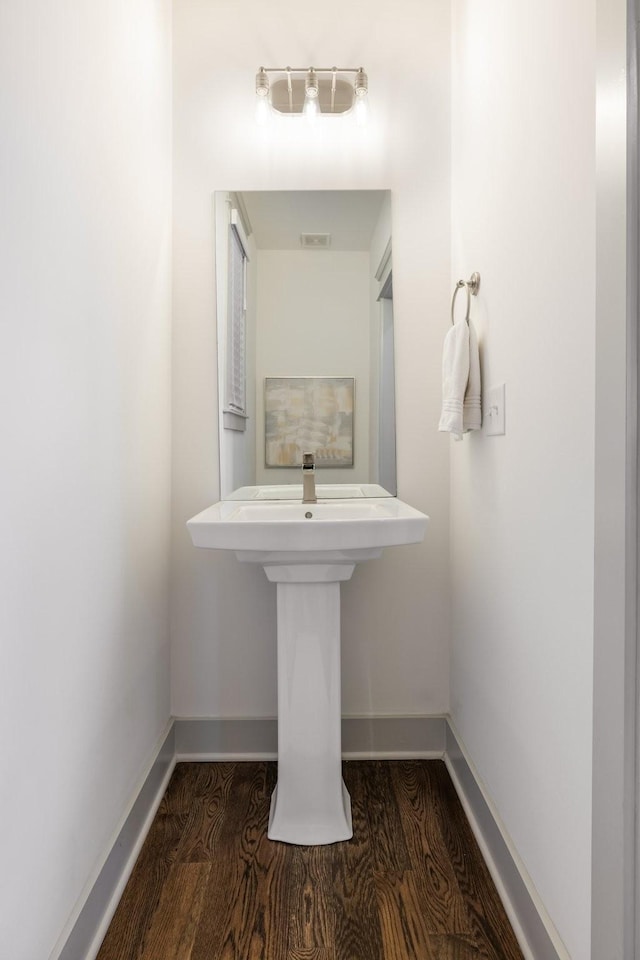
[215,190,396,499]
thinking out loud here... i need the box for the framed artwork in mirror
[264,377,354,468]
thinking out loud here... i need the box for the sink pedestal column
[263,563,355,845]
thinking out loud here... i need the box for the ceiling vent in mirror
[255,67,369,126]
[300,233,331,249]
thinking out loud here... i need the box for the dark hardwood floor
[97,760,524,960]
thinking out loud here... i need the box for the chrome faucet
[302,452,317,503]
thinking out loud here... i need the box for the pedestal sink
[187,494,428,845]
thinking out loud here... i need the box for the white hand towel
[438,318,469,440]
[463,320,482,432]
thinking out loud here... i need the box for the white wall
[255,250,370,485]
[0,3,172,958]
[450,1,611,957]
[171,0,452,718]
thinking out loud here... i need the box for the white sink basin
[225,483,391,500]
[187,496,428,561]
[187,494,428,846]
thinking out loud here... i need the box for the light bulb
[354,95,369,127]
[303,96,320,122]
[303,68,320,123]
[353,67,368,127]
[255,67,271,124]
[255,95,271,125]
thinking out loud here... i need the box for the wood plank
[426,762,524,959]
[330,764,384,960]
[357,760,411,874]
[427,933,483,959]
[138,862,210,960]
[373,868,436,960]
[390,760,470,934]
[190,762,268,960]
[96,813,185,960]
[157,762,199,816]
[287,844,335,953]
[191,761,289,960]
[175,762,236,862]
[288,950,329,960]
[236,811,291,960]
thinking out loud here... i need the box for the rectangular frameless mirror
[214,189,396,500]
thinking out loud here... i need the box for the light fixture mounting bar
[258,66,363,74]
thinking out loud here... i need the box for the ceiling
[239,190,388,252]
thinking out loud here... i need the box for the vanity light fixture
[254,66,369,123]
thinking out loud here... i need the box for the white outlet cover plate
[485,383,506,436]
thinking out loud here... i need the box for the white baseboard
[342,714,446,758]
[175,715,278,759]
[56,715,562,960]
[174,714,447,759]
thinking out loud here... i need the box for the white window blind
[226,214,247,416]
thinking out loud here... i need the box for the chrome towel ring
[451,271,481,325]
